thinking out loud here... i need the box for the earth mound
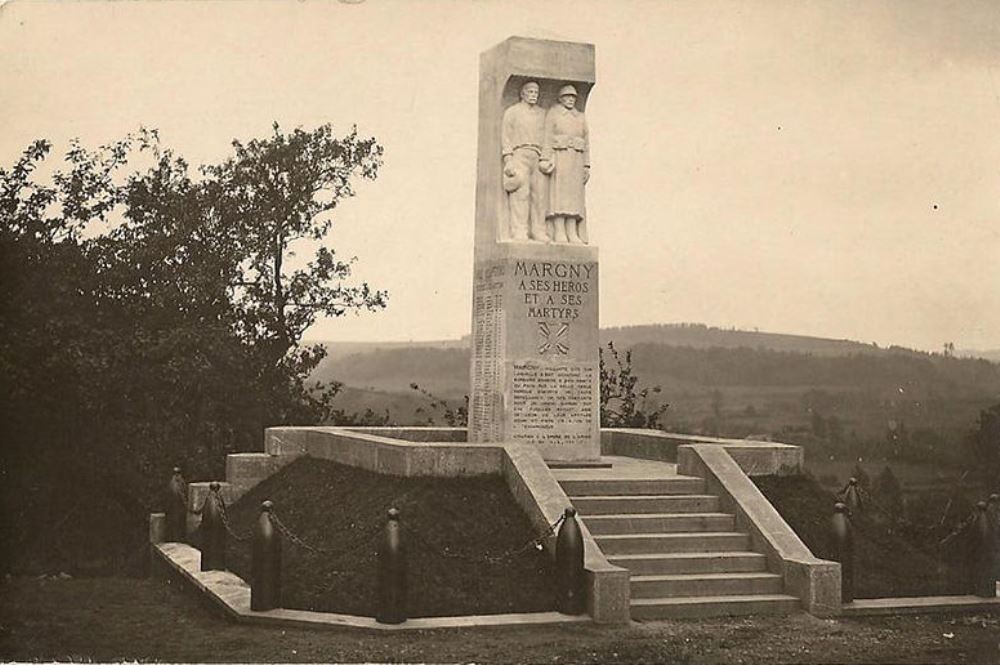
[219,457,558,617]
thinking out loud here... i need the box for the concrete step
[595,532,749,555]
[631,572,784,599]
[584,513,735,535]
[559,476,705,497]
[631,594,800,620]
[607,551,769,575]
[573,494,721,515]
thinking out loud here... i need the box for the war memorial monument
[468,37,600,462]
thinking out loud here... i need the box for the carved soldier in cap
[540,84,590,244]
[501,81,548,242]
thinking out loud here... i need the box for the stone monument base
[469,242,600,462]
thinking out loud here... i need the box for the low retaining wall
[250,426,631,624]
[265,427,502,476]
[677,443,840,616]
[603,429,804,475]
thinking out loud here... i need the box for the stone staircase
[555,459,799,619]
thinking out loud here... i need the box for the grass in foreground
[2,576,1000,664]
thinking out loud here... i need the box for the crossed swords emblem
[537,322,570,355]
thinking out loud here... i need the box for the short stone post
[556,507,586,615]
[843,478,862,516]
[200,481,227,572]
[251,500,281,611]
[376,507,407,624]
[974,501,996,597]
[165,467,187,542]
[831,502,854,603]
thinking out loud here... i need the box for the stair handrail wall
[502,443,631,623]
[676,442,841,617]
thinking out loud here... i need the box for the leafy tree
[809,410,827,439]
[825,415,844,443]
[965,403,1000,488]
[599,341,668,429]
[1,124,385,573]
[874,465,904,518]
[709,389,724,420]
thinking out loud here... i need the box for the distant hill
[310,323,947,368]
[959,348,1000,363]
[598,324,894,357]
[307,338,468,364]
[314,346,469,399]
[311,322,999,401]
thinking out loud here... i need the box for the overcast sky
[3,0,999,352]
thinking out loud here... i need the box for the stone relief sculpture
[540,84,590,244]
[501,81,549,242]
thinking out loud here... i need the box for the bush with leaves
[599,341,669,429]
[965,403,1000,489]
[410,383,468,427]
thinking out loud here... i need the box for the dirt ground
[2,576,999,664]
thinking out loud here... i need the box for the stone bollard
[831,502,854,604]
[376,508,407,624]
[974,501,996,598]
[251,500,281,611]
[843,478,862,517]
[556,507,585,615]
[200,481,227,572]
[166,467,187,542]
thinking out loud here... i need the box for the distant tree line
[628,343,1000,392]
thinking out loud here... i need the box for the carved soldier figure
[540,84,590,244]
[501,81,548,242]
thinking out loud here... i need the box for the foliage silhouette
[599,341,669,429]
[1,124,385,573]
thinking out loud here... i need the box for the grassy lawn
[2,576,999,664]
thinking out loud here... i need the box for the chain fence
[404,513,566,565]
[202,501,570,574]
[216,497,251,542]
[268,509,381,563]
[835,479,995,552]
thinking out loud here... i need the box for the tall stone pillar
[468,37,600,462]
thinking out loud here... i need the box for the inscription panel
[509,362,596,448]
[469,262,506,441]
